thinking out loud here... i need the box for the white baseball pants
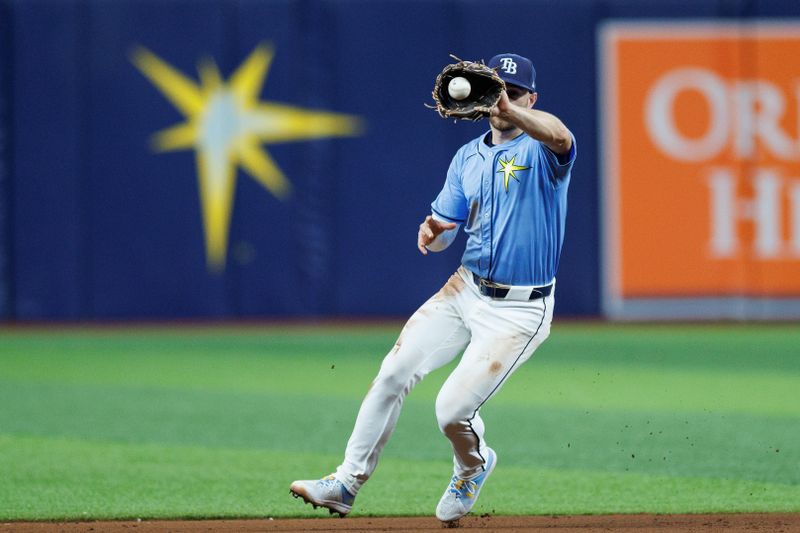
[335,266,555,494]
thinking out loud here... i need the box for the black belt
[471,272,552,300]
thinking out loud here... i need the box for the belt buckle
[478,277,510,299]
[478,277,495,297]
[482,278,510,290]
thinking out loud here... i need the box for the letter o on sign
[645,68,729,161]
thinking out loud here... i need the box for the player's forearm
[506,107,572,154]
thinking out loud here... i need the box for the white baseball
[448,77,471,100]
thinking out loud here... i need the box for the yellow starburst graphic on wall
[132,44,363,271]
[496,155,530,191]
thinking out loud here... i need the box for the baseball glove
[427,55,506,121]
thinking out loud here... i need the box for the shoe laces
[447,475,478,500]
[318,474,340,490]
[319,474,354,503]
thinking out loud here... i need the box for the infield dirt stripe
[2,514,800,532]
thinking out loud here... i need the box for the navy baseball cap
[488,53,536,92]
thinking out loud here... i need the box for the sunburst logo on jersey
[131,44,363,272]
[496,155,530,191]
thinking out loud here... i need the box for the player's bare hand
[418,215,457,255]
[490,91,512,117]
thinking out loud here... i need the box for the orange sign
[601,22,800,316]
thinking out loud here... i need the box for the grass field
[0,322,798,520]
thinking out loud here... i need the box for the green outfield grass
[0,322,798,520]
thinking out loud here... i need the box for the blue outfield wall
[0,0,10,319]
[0,0,798,320]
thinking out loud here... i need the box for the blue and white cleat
[289,474,355,517]
[435,448,497,523]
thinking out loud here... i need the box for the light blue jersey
[431,131,576,286]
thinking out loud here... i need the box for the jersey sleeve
[539,133,577,182]
[431,153,469,223]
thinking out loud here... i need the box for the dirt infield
[3,514,800,533]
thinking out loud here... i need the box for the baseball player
[290,53,576,523]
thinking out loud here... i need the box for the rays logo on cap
[499,57,517,74]
[488,53,536,92]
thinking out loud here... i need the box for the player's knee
[372,361,423,400]
[435,391,469,433]
[372,372,407,398]
[372,346,426,396]
[438,419,465,437]
[437,413,467,437]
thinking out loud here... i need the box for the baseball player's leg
[435,291,554,478]
[432,291,554,521]
[290,284,470,515]
[332,272,472,494]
